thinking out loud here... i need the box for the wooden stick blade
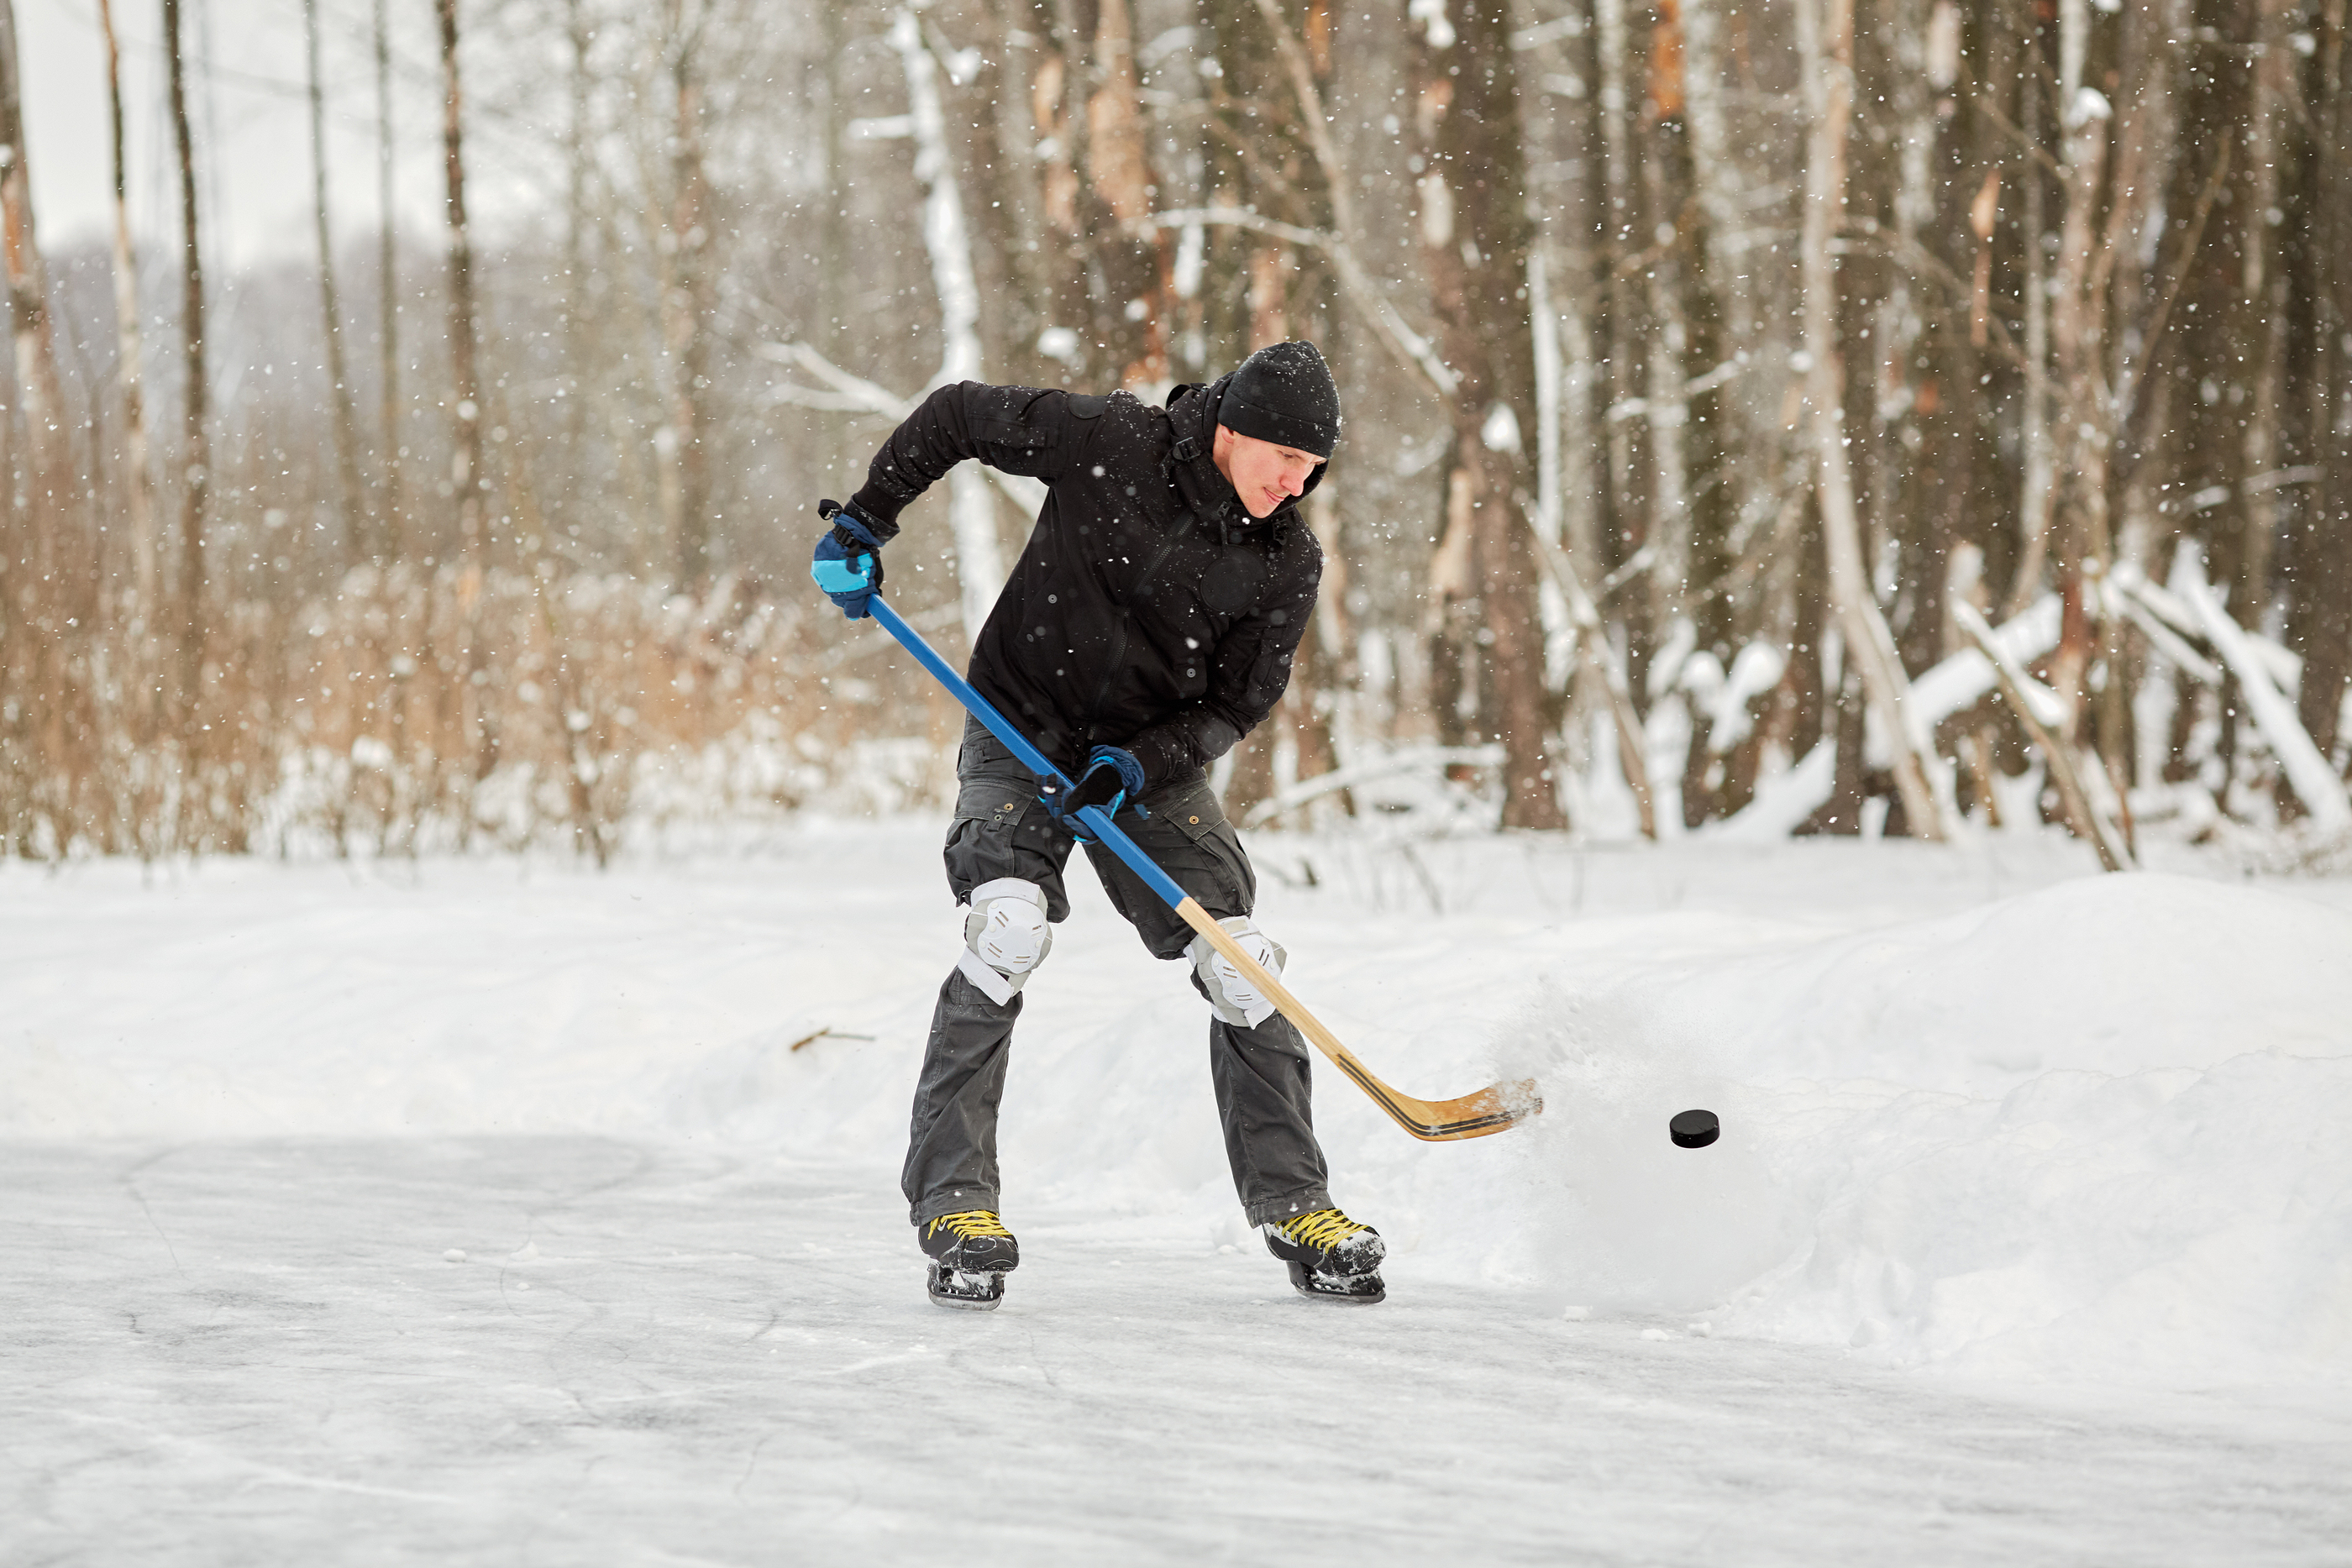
[1174,898,1542,1142]
[1335,1068,1545,1142]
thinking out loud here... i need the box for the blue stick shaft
[866,596,1192,911]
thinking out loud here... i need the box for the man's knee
[1189,915,1287,1028]
[957,878,1053,1005]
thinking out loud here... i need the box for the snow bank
[1452,873,2352,1389]
[6,838,2348,1393]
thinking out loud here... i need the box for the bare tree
[436,0,486,559]
[10,0,2351,857]
[162,0,210,625]
[306,0,367,559]
[97,0,156,609]
[2045,0,2111,730]
[1794,0,1946,838]
[1410,0,1563,830]
[2294,0,2352,763]
[657,0,716,588]
[1083,0,1167,386]
[560,0,591,518]
[375,0,400,551]
[2237,0,2297,621]
[0,0,69,502]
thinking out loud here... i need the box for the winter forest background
[3,0,2350,863]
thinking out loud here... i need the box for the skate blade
[1284,1260,1385,1304]
[927,1266,1005,1311]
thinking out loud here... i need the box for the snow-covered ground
[6,826,2350,1561]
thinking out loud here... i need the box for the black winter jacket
[848,375,1324,789]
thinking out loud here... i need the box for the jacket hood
[1165,375,1326,543]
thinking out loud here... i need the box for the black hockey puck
[1670,1109,1720,1149]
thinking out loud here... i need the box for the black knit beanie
[1217,340,1342,459]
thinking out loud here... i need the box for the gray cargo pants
[904,716,1334,1229]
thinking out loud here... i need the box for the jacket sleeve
[1121,545,1322,787]
[848,381,1076,542]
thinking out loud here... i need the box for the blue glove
[811,499,885,618]
[1043,746,1147,836]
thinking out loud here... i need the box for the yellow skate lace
[1275,1209,1366,1250]
[926,1209,1011,1242]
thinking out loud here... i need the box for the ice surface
[8,1138,2351,1565]
[5,829,2350,1560]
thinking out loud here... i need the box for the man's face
[1212,425,1327,519]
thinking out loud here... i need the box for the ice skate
[920,1209,1019,1311]
[1262,1208,1385,1303]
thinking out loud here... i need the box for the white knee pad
[1188,915,1287,1029]
[957,878,1052,1006]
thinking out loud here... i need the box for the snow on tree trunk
[1523,506,1659,839]
[1954,600,2133,872]
[2181,572,2352,835]
[1795,0,1948,841]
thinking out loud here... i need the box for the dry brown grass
[0,561,970,863]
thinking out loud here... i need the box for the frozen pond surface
[8,1135,2349,1565]
[7,829,2350,1560]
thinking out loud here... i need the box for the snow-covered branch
[1953,600,2133,871]
[2177,576,2352,836]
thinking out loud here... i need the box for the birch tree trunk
[97,0,156,609]
[1530,251,1562,544]
[893,8,1005,646]
[305,0,367,561]
[1795,0,1945,838]
[2008,66,2054,617]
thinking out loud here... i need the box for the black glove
[1043,746,1147,836]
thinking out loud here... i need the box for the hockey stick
[867,594,1540,1142]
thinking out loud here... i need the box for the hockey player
[811,341,1386,1311]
